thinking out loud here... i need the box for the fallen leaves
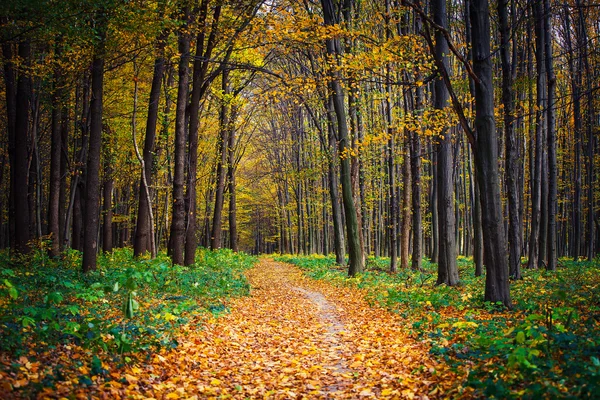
[0,258,462,398]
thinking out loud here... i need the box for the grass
[0,246,256,358]
[276,253,600,399]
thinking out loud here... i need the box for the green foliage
[277,254,600,398]
[0,248,256,358]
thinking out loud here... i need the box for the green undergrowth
[0,246,256,358]
[276,253,600,398]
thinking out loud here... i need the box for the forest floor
[26,258,458,398]
[3,252,599,398]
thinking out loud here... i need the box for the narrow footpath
[101,259,458,398]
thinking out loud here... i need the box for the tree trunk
[499,0,522,278]
[563,5,582,260]
[411,86,423,270]
[433,0,458,286]
[168,16,190,265]
[102,158,113,253]
[186,3,222,264]
[134,32,167,258]
[1,43,17,253]
[48,70,62,257]
[210,69,230,250]
[321,0,363,276]
[14,41,32,255]
[82,14,106,272]
[544,0,557,270]
[470,0,512,307]
[227,110,238,252]
[326,99,346,265]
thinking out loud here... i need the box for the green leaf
[516,331,526,344]
[8,286,17,300]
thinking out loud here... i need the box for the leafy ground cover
[276,254,600,398]
[0,247,255,397]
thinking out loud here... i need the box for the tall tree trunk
[14,41,32,255]
[227,110,238,252]
[544,0,557,270]
[211,69,230,250]
[48,70,62,257]
[102,156,113,253]
[134,32,167,258]
[563,5,582,260]
[82,13,106,272]
[499,0,522,278]
[326,99,346,265]
[1,43,17,253]
[433,0,458,286]
[168,15,191,265]
[186,3,222,264]
[321,0,364,276]
[470,0,512,307]
[528,0,547,269]
[400,133,412,270]
[411,86,423,270]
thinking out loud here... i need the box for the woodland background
[0,0,600,396]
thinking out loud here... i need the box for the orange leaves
[0,259,463,398]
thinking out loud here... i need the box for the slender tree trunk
[411,86,423,270]
[14,41,32,255]
[499,0,522,278]
[326,100,346,265]
[1,43,17,253]
[227,111,238,252]
[400,133,412,270]
[48,71,62,257]
[82,14,106,272]
[433,0,458,286]
[211,69,230,250]
[186,3,222,264]
[470,0,512,307]
[321,0,364,276]
[386,76,398,272]
[134,33,167,258]
[168,16,191,265]
[544,0,557,270]
[563,6,582,260]
[102,157,113,253]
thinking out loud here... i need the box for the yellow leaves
[210,377,222,386]
[452,321,479,329]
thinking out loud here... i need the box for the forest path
[113,259,450,398]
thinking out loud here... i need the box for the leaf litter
[2,258,460,398]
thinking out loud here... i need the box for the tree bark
[133,32,167,258]
[168,14,191,266]
[470,0,512,307]
[1,43,17,253]
[211,69,230,250]
[48,69,62,257]
[186,3,222,264]
[321,0,364,276]
[102,155,113,253]
[544,0,557,270]
[326,99,346,265]
[14,41,32,255]
[227,128,238,252]
[411,86,423,270]
[499,0,522,278]
[433,0,458,286]
[82,13,106,272]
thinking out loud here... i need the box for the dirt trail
[96,259,451,398]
